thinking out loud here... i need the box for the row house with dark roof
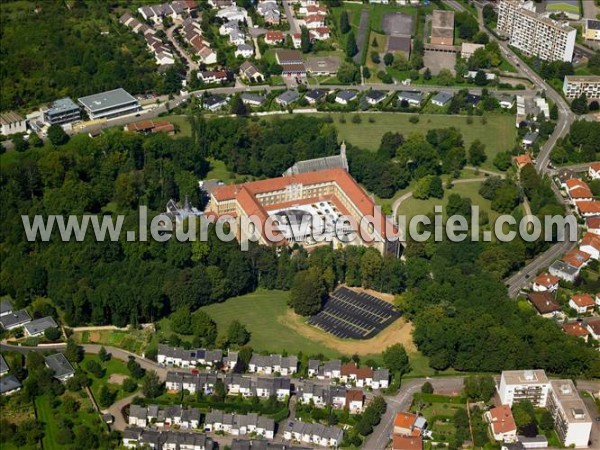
[123,427,212,450]
[248,354,298,375]
[165,371,218,394]
[283,420,344,448]
[129,404,201,429]
[158,344,234,368]
[204,411,275,438]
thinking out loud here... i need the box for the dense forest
[0,1,164,111]
[1,115,598,377]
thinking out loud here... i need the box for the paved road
[282,0,299,34]
[166,24,198,81]
[364,377,465,450]
[106,392,140,432]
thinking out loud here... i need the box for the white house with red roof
[485,405,517,442]
[580,232,600,260]
[310,27,331,40]
[533,273,560,292]
[586,318,600,340]
[575,200,600,217]
[569,294,596,314]
[303,15,326,29]
[563,179,593,204]
[587,217,600,235]
[589,163,600,180]
[562,322,589,341]
[264,31,285,45]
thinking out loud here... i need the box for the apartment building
[562,76,600,99]
[44,97,81,125]
[498,370,550,407]
[497,0,576,62]
[547,380,592,448]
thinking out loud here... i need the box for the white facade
[498,370,550,407]
[497,0,576,62]
[0,112,26,136]
[563,76,600,99]
[547,380,592,448]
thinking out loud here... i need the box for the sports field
[200,288,416,359]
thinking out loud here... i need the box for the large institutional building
[499,370,592,448]
[208,146,401,256]
[497,0,576,62]
[78,88,141,120]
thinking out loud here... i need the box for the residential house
[0,299,14,317]
[569,294,595,314]
[340,363,374,388]
[198,71,228,84]
[0,375,21,396]
[281,63,307,78]
[564,179,593,204]
[204,411,275,439]
[318,359,342,379]
[240,93,266,107]
[586,318,600,340]
[23,316,58,337]
[586,217,600,235]
[549,260,579,283]
[235,43,254,58]
[431,91,453,107]
[248,354,298,375]
[304,15,326,29]
[575,200,600,218]
[223,351,238,371]
[398,91,423,106]
[123,427,213,450]
[365,90,387,105]
[310,27,331,41]
[393,412,427,436]
[239,62,264,83]
[522,132,538,148]
[0,355,8,376]
[589,163,600,180]
[532,273,560,292]
[265,31,285,45]
[580,232,600,260]
[165,371,217,395]
[527,292,561,318]
[255,377,291,400]
[335,90,358,105]
[486,405,517,442]
[465,93,481,107]
[514,154,533,169]
[345,390,364,414]
[562,248,591,271]
[131,404,201,429]
[392,435,423,450]
[129,405,149,427]
[0,309,31,331]
[372,369,390,389]
[562,322,589,341]
[203,95,229,112]
[283,420,344,447]
[216,6,248,22]
[276,90,300,107]
[498,94,515,109]
[44,353,75,382]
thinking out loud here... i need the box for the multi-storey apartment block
[547,380,592,448]
[562,76,600,99]
[497,0,576,62]
[498,370,550,407]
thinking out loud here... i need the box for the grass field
[82,354,138,402]
[164,115,192,137]
[397,180,501,223]
[327,113,515,171]
[74,328,150,354]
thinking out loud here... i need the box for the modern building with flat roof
[78,88,141,120]
[497,0,576,62]
[583,18,600,41]
[498,370,551,407]
[44,97,81,125]
[562,75,600,99]
[547,380,592,448]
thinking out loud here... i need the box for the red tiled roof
[562,248,590,268]
[534,273,560,288]
[341,362,374,379]
[265,31,284,41]
[345,390,364,403]
[514,154,532,167]
[394,412,417,430]
[581,232,600,251]
[305,15,325,23]
[392,435,422,450]
[576,200,600,215]
[565,178,589,191]
[569,186,593,199]
[587,217,600,230]
[590,162,600,172]
[588,318,600,335]
[563,322,589,337]
[571,294,595,308]
[488,405,517,435]
[527,292,560,314]
[211,168,396,239]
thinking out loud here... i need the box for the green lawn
[327,113,515,170]
[82,354,138,402]
[199,289,342,358]
[397,180,501,224]
[164,115,192,137]
[73,328,150,354]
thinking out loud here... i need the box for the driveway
[283,0,299,34]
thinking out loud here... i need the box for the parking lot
[382,12,414,36]
[307,287,401,340]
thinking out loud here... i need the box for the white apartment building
[562,76,600,99]
[498,370,551,407]
[497,0,576,62]
[547,380,592,448]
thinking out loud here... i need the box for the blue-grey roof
[240,93,266,104]
[336,90,358,101]
[550,260,578,275]
[47,97,80,115]
[0,375,21,394]
[366,90,386,101]
[523,132,539,142]
[277,90,300,103]
[24,316,58,335]
[78,88,138,112]
[204,95,227,107]
[44,353,75,379]
[0,309,31,329]
[305,89,328,100]
[0,299,13,315]
[0,355,8,374]
[432,91,453,105]
[398,91,423,102]
[465,93,481,105]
